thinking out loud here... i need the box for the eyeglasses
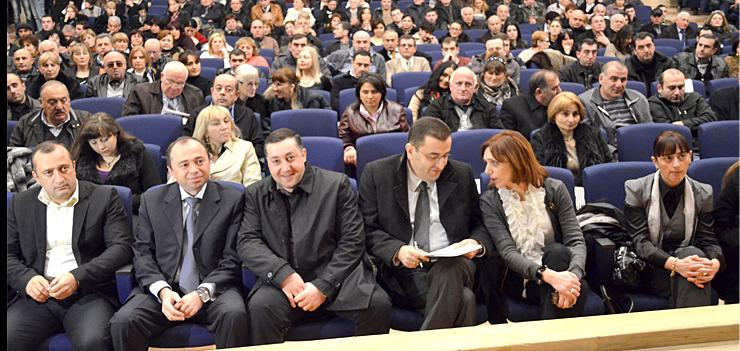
[165,78,186,88]
[106,61,125,68]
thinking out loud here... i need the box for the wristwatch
[196,287,211,303]
[536,265,548,284]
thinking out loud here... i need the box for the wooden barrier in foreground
[227,304,739,351]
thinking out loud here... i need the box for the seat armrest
[115,264,135,305]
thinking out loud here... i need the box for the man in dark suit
[330,50,372,112]
[640,8,674,39]
[7,141,133,351]
[500,69,562,140]
[185,74,265,158]
[239,128,392,345]
[121,61,204,117]
[110,137,249,351]
[663,11,696,46]
[360,117,494,329]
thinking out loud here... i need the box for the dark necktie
[179,197,199,293]
[413,181,430,252]
[679,29,684,43]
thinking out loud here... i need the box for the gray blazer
[624,174,724,268]
[480,178,587,280]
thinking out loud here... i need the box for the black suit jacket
[662,24,696,44]
[185,103,265,158]
[121,81,205,116]
[7,181,133,303]
[359,154,493,292]
[499,94,548,140]
[133,181,244,295]
[238,165,376,311]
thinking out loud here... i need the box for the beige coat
[385,56,432,86]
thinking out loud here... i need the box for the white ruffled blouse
[498,184,554,266]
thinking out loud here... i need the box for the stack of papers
[426,244,482,258]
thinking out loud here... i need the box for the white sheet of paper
[426,244,482,258]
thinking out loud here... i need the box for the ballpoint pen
[413,241,424,268]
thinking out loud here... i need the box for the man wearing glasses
[359,117,495,330]
[86,51,143,99]
[384,35,431,86]
[122,61,205,117]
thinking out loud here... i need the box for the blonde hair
[39,51,62,66]
[530,31,548,48]
[69,42,92,68]
[207,32,227,57]
[296,46,322,88]
[192,105,242,155]
[236,36,260,56]
[547,92,585,123]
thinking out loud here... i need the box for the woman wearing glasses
[72,113,161,214]
[624,131,724,308]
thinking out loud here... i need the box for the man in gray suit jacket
[121,61,204,117]
[359,117,495,329]
[110,137,249,350]
[239,128,391,345]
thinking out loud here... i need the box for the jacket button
[267,272,273,278]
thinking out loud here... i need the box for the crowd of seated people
[6,0,739,349]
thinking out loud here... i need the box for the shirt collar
[359,101,384,121]
[38,180,80,207]
[179,182,207,201]
[406,160,434,192]
[42,112,71,128]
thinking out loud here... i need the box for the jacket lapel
[393,155,410,222]
[436,165,458,213]
[33,197,48,257]
[193,183,220,243]
[163,184,184,248]
[71,182,92,262]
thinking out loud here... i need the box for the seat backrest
[707,78,739,95]
[450,129,503,177]
[302,136,344,173]
[560,82,586,95]
[225,35,238,48]
[258,78,268,94]
[654,38,682,50]
[616,124,693,162]
[143,143,166,183]
[70,97,127,119]
[465,29,487,42]
[417,43,442,54]
[403,86,421,107]
[544,166,576,204]
[392,72,432,103]
[654,46,679,58]
[356,132,409,182]
[200,57,225,70]
[518,68,540,95]
[270,109,339,137]
[199,66,218,82]
[698,120,740,158]
[687,157,738,207]
[117,115,184,152]
[261,49,275,65]
[582,162,656,208]
[596,56,619,65]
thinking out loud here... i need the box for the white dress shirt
[39,181,80,279]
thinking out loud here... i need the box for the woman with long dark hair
[604,26,634,63]
[72,112,161,213]
[408,61,458,121]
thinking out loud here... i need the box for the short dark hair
[290,33,308,43]
[420,21,435,33]
[633,31,654,42]
[265,128,304,149]
[165,136,208,167]
[576,38,597,52]
[529,70,556,97]
[31,141,69,171]
[441,36,459,47]
[698,32,720,50]
[408,117,451,148]
[353,49,371,61]
[229,48,246,58]
[399,34,415,43]
[653,130,691,157]
[355,73,387,104]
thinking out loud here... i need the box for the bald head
[13,48,34,72]
[449,67,478,105]
[352,30,371,52]
[144,38,162,62]
[103,50,127,80]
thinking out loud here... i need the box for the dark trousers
[503,243,590,320]
[109,287,249,351]
[247,283,391,345]
[641,246,713,308]
[7,292,115,351]
[394,256,477,330]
